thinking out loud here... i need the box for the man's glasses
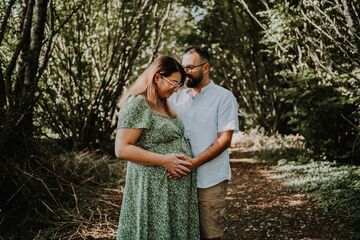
[161,75,183,89]
[183,62,207,73]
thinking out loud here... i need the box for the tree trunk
[20,0,49,138]
[0,0,49,154]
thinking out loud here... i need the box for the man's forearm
[192,131,233,169]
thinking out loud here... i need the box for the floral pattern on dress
[116,95,200,240]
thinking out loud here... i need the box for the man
[168,47,239,240]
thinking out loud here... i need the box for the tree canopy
[0,0,359,162]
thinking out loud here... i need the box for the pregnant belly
[140,138,192,156]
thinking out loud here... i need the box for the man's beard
[186,73,203,88]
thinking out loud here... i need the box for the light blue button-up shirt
[168,81,239,188]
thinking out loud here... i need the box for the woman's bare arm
[115,128,192,177]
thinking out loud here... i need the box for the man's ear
[204,63,210,74]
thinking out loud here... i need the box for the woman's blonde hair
[119,55,186,117]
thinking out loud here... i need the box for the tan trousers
[198,180,228,239]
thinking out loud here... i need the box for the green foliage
[275,159,360,232]
[258,147,309,164]
[259,0,360,162]
[281,70,359,161]
[35,0,176,148]
[179,1,279,131]
[259,144,360,234]
[152,4,197,59]
[0,0,52,154]
[255,129,310,164]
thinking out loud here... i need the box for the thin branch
[236,0,287,53]
[350,1,360,26]
[43,0,85,43]
[237,0,267,30]
[4,0,35,109]
[308,1,359,44]
[36,0,55,83]
[341,0,356,34]
[0,0,16,47]
[149,3,172,62]
[300,9,353,61]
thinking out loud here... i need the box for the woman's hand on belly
[167,154,194,179]
[161,153,192,178]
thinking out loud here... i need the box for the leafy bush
[281,70,359,162]
[259,1,360,163]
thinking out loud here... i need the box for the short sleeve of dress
[117,95,153,129]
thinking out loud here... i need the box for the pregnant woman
[115,55,199,240]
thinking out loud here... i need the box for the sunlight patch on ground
[231,130,305,152]
[230,158,257,164]
[287,194,307,206]
[242,194,308,210]
[275,160,360,192]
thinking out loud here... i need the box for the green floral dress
[116,95,200,240]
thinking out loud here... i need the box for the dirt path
[66,150,356,240]
[8,149,357,239]
[225,151,355,240]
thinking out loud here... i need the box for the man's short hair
[184,46,210,63]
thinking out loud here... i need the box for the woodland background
[0,0,359,239]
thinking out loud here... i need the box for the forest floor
[66,147,357,240]
[224,149,356,240]
[6,145,357,239]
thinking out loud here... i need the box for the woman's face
[155,71,183,99]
